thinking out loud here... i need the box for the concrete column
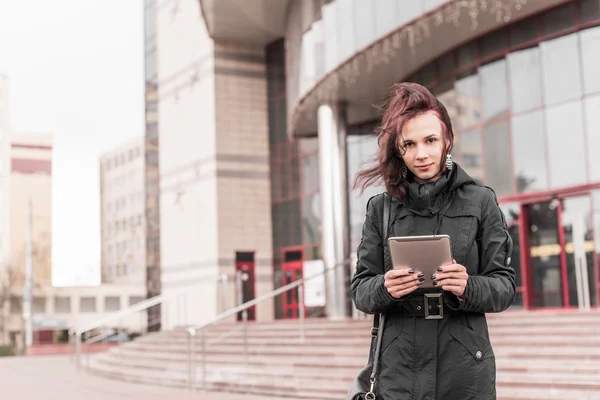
[317,103,350,320]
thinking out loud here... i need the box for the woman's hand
[433,260,469,297]
[384,268,424,299]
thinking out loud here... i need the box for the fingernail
[408,269,415,274]
[431,274,436,280]
[417,282,422,286]
[417,273,424,278]
[419,277,425,282]
[437,267,443,272]
[432,281,438,286]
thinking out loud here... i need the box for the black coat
[350,164,516,400]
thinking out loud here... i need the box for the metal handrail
[185,258,352,391]
[70,273,227,336]
[70,273,228,370]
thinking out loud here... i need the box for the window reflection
[541,34,582,104]
[508,47,542,113]
[347,134,381,250]
[545,102,586,188]
[456,130,483,184]
[454,72,479,130]
[483,119,513,196]
[511,111,548,192]
[480,59,509,121]
[580,27,600,95]
[584,96,600,182]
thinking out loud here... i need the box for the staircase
[87,309,600,400]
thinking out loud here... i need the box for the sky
[0,0,145,286]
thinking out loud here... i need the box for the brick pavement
[0,355,298,400]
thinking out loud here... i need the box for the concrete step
[85,310,600,399]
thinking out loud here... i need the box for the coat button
[475,350,483,359]
[506,256,511,265]
[417,305,422,311]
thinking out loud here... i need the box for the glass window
[584,95,600,182]
[104,296,120,312]
[437,52,455,78]
[454,72,480,130]
[509,18,538,47]
[481,29,505,59]
[396,0,422,26]
[511,111,548,192]
[483,120,513,195]
[542,3,574,36]
[80,297,96,313]
[374,0,397,38]
[545,102,586,188]
[435,79,457,124]
[300,28,316,95]
[354,0,375,49]
[580,0,600,24]
[480,59,509,121]
[579,27,600,95]
[508,47,542,113]
[335,0,356,62]
[456,130,483,184]
[290,158,300,198]
[290,199,302,246]
[323,2,338,72]
[271,205,281,250]
[457,42,478,69]
[541,34,581,104]
[302,194,320,245]
[301,153,319,194]
[281,202,290,246]
[593,190,600,212]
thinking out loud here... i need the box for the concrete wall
[156,0,220,327]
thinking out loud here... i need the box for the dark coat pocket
[446,322,496,397]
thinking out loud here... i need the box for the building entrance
[281,249,304,319]
[524,195,597,309]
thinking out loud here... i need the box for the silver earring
[401,163,407,178]
[446,154,453,171]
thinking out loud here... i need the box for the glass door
[524,195,597,309]
[525,200,564,308]
[561,196,596,308]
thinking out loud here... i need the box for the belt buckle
[424,293,443,320]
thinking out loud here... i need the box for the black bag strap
[366,192,391,398]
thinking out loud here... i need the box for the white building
[99,137,146,285]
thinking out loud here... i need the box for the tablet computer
[387,235,453,288]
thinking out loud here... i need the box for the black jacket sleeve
[459,188,516,313]
[350,195,399,314]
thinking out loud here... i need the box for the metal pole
[187,327,196,392]
[201,328,207,391]
[242,309,248,367]
[22,199,33,351]
[75,332,82,372]
[298,283,305,344]
[220,274,228,313]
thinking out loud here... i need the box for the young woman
[351,82,516,400]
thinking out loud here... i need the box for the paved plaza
[0,355,296,400]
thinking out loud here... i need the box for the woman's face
[398,111,448,182]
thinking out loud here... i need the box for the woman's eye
[404,142,413,148]
[427,138,437,143]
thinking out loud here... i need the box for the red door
[281,260,304,319]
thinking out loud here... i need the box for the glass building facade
[267,0,600,316]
